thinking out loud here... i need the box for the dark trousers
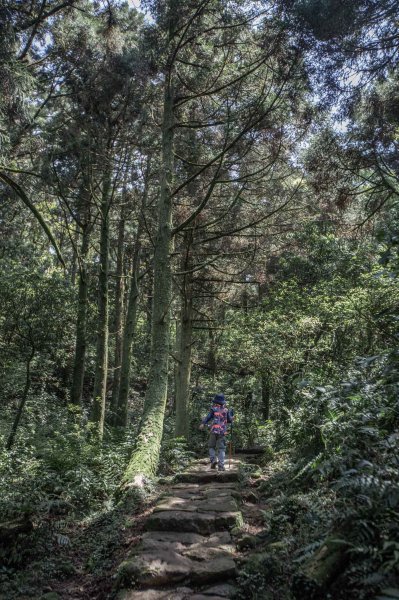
[208,432,226,466]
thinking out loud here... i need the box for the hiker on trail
[199,393,233,471]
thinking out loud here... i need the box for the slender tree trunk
[122,36,175,485]
[145,265,153,351]
[208,327,217,379]
[91,166,112,436]
[110,202,126,417]
[113,234,142,426]
[173,317,181,413]
[175,231,194,438]
[113,164,150,427]
[70,224,90,405]
[6,347,35,450]
[261,374,270,420]
[175,294,193,438]
[70,226,80,286]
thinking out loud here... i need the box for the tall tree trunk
[122,33,175,485]
[113,163,150,427]
[261,374,270,420]
[70,226,80,286]
[175,230,194,438]
[174,110,198,438]
[113,233,142,426]
[208,326,217,379]
[70,223,90,405]
[175,293,193,438]
[110,202,126,417]
[91,166,111,436]
[6,346,35,450]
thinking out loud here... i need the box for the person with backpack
[199,393,233,471]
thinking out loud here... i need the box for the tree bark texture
[6,347,34,450]
[91,166,112,436]
[110,202,126,417]
[175,231,194,438]
[114,164,150,427]
[292,534,347,599]
[70,224,90,405]
[207,326,217,379]
[261,374,270,420]
[122,26,175,484]
[114,234,142,426]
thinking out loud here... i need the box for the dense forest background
[0,1,398,599]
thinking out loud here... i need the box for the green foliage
[247,351,399,599]
[0,402,137,565]
[158,434,196,475]
[236,551,288,600]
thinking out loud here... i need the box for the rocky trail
[115,457,247,600]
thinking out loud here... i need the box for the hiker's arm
[199,408,214,429]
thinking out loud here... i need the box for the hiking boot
[210,461,217,470]
[218,465,226,471]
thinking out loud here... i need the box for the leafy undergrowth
[234,358,399,600]
[0,425,197,599]
[0,496,156,600]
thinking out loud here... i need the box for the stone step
[116,457,244,599]
[116,587,193,600]
[153,495,238,514]
[141,530,232,547]
[117,583,236,600]
[175,470,239,484]
[146,509,243,535]
[117,588,233,600]
[118,550,236,589]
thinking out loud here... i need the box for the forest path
[116,457,245,600]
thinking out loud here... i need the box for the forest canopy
[0,1,398,599]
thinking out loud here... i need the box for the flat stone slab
[197,499,238,513]
[142,531,205,545]
[119,551,236,588]
[154,497,199,512]
[117,592,227,600]
[141,539,188,553]
[154,496,238,514]
[163,491,205,500]
[147,510,216,535]
[116,456,243,598]
[183,544,234,561]
[142,530,231,547]
[119,550,192,587]
[117,587,193,600]
[169,482,237,493]
[146,510,242,535]
[190,556,236,584]
[204,532,232,546]
[170,483,201,490]
[201,583,237,597]
[175,471,239,484]
[200,489,236,498]
[191,596,229,600]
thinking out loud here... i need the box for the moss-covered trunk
[122,35,175,486]
[70,206,91,406]
[261,374,270,420]
[91,166,111,436]
[113,166,150,427]
[292,533,348,599]
[175,294,193,438]
[6,347,34,450]
[113,234,141,427]
[175,230,194,438]
[110,202,126,418]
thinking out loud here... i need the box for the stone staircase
[116,458,243,600]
